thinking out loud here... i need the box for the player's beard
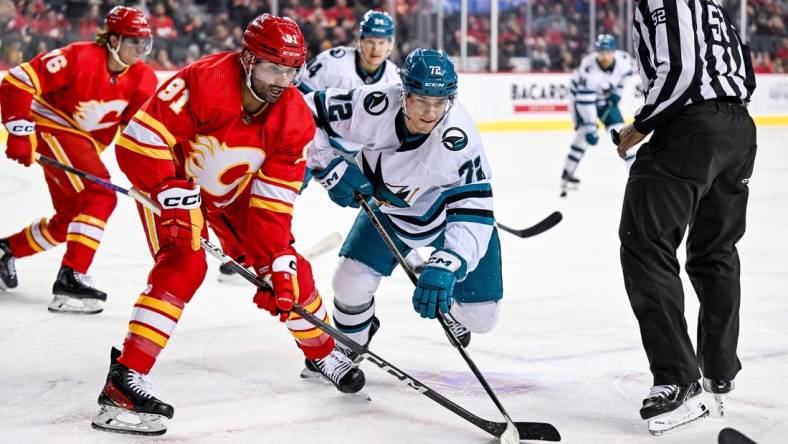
[250,77,286,104]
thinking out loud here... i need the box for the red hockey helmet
[243,14,306,68]
[105,6,151,38]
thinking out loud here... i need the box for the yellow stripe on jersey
[256,171,303,192]
[302,295,322,314]
[41,132,85,192]
[143,205,160,254]
[136,295,183,320]
[3,74,36,95]
[39,219,59,246]
[290,327,326,340]
[23,226,44,253]
[135,111,177,148]
[66,234,99,250]
[250,197,293,215]
[34,96,83,131]
[73,214,107,229]
[116,134,174,160]
[20,63,40,93]
[129,323,168,348]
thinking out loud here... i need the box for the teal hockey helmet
[595,34,617,51]
[359,10,395,40]
[400,48,458,97]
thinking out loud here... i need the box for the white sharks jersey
[570,50,635,127]
[298,46,400,93]
[305,84,494,274]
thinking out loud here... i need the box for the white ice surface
[1,128,786,444]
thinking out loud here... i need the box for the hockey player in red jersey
[0,6,157,314]
[90,14,364,436]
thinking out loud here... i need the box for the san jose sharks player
[561,34,636,197]
[298,10,400,94]
[304,49,502,380]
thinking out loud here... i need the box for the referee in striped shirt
[615,0,756,433]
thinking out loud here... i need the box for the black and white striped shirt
[632,0,756,134]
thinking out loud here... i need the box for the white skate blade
[91,405,168,436]
[648,397,709,435]
[48,294,103,314]
[560,181,578,198]
[711,394,726,417]
[299,367,371,401]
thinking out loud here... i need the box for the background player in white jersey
[298,10,400,94]
[560,34,636,197]
[304,49,502,383]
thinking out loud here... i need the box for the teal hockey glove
[412,250,467,319]
[313,157,373,208]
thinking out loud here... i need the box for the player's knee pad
[451,300,501,334]
[332,257,382,307]
[572,130,590,148]
[81,182,118,218]
[149,247,207,303]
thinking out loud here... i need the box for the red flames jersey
[116,51,316,266]
[0,42,157,149]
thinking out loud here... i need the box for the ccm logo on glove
[156,188,202,209]
[5,120,35,135]
[316,161,346,190]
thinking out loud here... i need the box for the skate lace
[648,384,678,400]
[317,351,353,384]
[74,271,97,290]
[127,370,155,399]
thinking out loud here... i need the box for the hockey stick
[496,212,563,238]
[300,232,342,260]
[34,154,340,261]
[718,428,756,444]
[356,195,560,443]
[36,154,560,442]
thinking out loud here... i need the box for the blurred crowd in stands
[0,0,785,73]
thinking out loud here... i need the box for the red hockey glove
[151,178,203,251]
[253,248,297,322]
[4,119,37,166]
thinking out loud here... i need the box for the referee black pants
[619,100,757,386]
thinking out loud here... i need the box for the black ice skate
[703,377,735,417]
[337,316,380,363]
[49,266,106,314]
[0,238,18,291]
[640,381,709,435]
[560,170,581,198]
[443,312,471,348]
[300,349,366,394]
[92,347,174,436]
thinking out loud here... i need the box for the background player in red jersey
[90,14,364,436]
[0,6,157,314]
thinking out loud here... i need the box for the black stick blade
[718,428,757,444]
[497,211,563,238]
[514,422,561,441]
